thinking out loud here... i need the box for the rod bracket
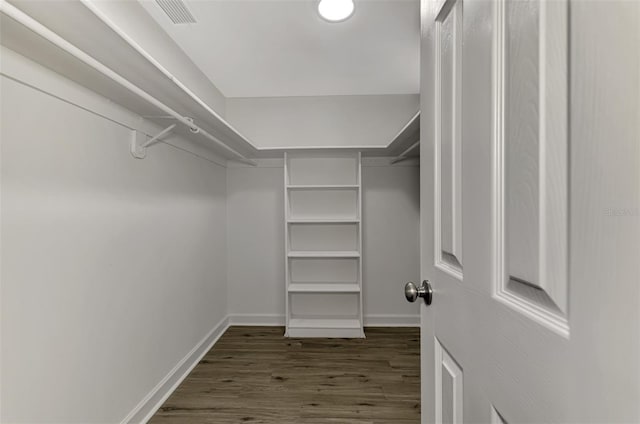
[130,130,147,159]
[130,124,176,159]
[185,117,200,134]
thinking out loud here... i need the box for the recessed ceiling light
[317,0,355,22]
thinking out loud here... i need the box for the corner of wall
[120,316,231,424]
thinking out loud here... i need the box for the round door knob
[404,280,433,305]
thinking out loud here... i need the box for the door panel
[496,0,570,334]
[435,0,464,276]
[435,340,464,424]
[420,0,640,422]
[491,407,508,424]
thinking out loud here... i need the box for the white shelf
[288,283,361,293]
[288,251,360,258]
[288,189,359,221]
[390,140,420,164]
[287,218,360,224]
[288,318,362,329]
[287,184,359,190]
[286,327,364,338]
[386,111,420,157]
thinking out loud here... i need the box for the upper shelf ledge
[386,111,420,161]
[0,0,258,165]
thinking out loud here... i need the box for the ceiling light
[318,0,355,22]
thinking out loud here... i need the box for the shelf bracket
[130,124,176,159]
[390,140,420,164]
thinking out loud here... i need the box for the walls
[226,159,420,325]
[1,52,228,423]
[226,95,419,149]
[226,161,286,324]
[361,161,421,325]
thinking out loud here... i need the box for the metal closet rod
[0,1,257,166]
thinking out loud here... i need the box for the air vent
[155,0,196,24]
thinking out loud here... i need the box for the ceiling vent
[155,0,197,24]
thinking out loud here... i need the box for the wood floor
[149,326,420,423]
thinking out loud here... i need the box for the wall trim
[364,314,420,327]
[121,316,230,424]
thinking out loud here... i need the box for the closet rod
[80,0,257,152]
[0,1,257,166]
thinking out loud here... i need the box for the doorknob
[405,280,433,305]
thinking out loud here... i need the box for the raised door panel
[491,407,508,424]
[435,339,463,424]
[435,0,464,279]
[493,0,569,337]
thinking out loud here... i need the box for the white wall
[226,159,420,325]
[226,95,419,149]
[226,161,286,324]
[362,161,421,324]
[1,53,228,423]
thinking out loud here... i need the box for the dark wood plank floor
[149,326,420,424]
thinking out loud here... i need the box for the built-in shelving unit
[284,152,364,338]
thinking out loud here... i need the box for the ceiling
[139,0,420,98]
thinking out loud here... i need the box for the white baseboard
[120,316,230,424]
[364,314,420,327]
[228,314,286,326]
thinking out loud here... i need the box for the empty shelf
[287,218,360,224]
[288,318,361,329]
[286,185,359,190]
[288,251,360,258]
[288,283,361,293]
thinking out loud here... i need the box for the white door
[417,0,640,422]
